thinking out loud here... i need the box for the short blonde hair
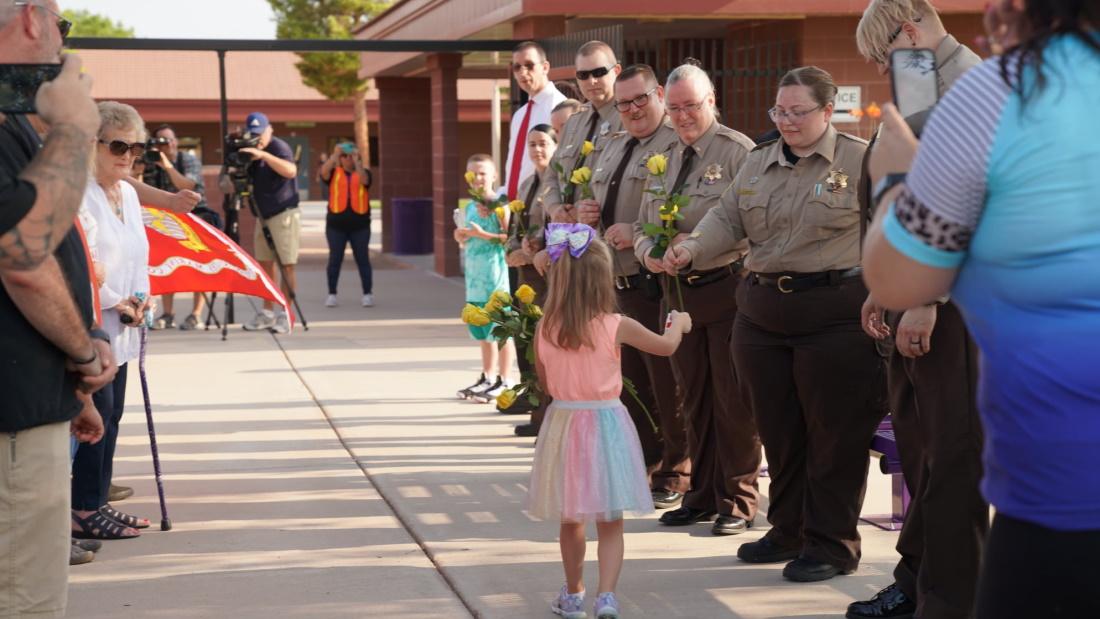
[856,0,942,63]
[97,101,147,142]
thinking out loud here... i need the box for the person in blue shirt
[864,2,1100,616]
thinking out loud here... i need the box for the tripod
[220,174,309,340]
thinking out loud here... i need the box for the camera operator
[143,123,217,331]
[236,111,299,334]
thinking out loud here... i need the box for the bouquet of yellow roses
[639,153,689,310]
[462,171,507,246]
[461,285,543,408]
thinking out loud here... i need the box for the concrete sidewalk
[68,203,908,618]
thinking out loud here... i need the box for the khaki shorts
[0,421,70,618]
[254,207,301,265]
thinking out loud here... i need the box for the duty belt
[754,267,863,293]
[678,256,744,288]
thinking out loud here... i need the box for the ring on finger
[909,339,921,344]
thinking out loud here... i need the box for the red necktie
[507,100,534,200]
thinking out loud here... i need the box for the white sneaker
[362,294,374,307]
[325,294,338,308]
[472,377,507,404]
[272,312,290,334]
[242,311,275,331]
[457,373,490,400]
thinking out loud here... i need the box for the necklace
[97,179,124,220]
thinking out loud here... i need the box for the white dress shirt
[504,82,567,196]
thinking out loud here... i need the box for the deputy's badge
[600,121,610,136]
[640,151,658,167]
[703,163,723,185]
[749,176,758,184]
[827,169,849,192]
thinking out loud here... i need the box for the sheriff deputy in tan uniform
[669,66,887,583]
[631,60,762,537]
[542,40,624,222]
[573,64,690,509]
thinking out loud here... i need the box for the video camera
[224,130,261,171]
[143,136,170,165]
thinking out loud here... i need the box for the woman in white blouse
[71,102,154,540]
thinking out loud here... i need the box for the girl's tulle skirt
[525,398,654,523]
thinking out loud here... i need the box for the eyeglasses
[13,2,71,40]
[98,139,146,157]
[876,17,921,64]
[666,101,707,116]
[614,87,658,113]
[339,154,353,159]
[576,64,616,81]
[768,106,822,125]
[512,62,539,74]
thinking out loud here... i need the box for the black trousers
[976,513,1100,619]
[665,272,761,519]
[732,276,887,571]
[889,301,987,619]
[517,265,551,430]
[617,285,690,494]
[72,362,128,510]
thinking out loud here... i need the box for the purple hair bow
[545,223,596,262]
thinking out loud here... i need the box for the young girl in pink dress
[527,223,692,619]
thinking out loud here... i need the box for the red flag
[141,206,291,324]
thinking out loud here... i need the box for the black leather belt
[614,273,642,290]
[755,267,862,293]
[678,257,743,288]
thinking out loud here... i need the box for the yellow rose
[515,284,536,305]
[494,206,506,220]
[468,307,491,326]
[580,141,594,157]
[496,389,518,410]
[509,200,526,214]
[659,204,679,221]
[570,166,592,185]
[491,289,512,309]
[464,171,476,185]
[528,304,543,319]
[646,154,667,176]
[460,303,480,325]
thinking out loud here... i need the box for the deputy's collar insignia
[827,169,849,190]
[703,163,722,185]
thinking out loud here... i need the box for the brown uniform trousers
[888,301,986,619]
[667,271,761,517]
[616,284,691,493]
[732,275,888,571]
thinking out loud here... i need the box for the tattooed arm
[0,54,100,271]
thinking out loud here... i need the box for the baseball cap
[338,142,356,153]
[245,112,270,135]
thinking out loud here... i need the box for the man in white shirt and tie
[504,41,566,200]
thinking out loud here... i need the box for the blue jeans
[326,226,373,295]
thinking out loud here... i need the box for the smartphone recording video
[889,48,939,120]
[0,64,63,114]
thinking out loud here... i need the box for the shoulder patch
[751,139,779,153]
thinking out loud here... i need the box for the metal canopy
[65,37,519,53]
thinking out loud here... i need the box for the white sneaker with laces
[242,311,275,331]
[457,373,490,400]
[272,312,290,334]
[325,294,338,308]
[472,377,508,404]
[362,294,374,307]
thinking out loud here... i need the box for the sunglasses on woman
[98,139,146,157]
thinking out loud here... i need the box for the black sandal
[99,505,150,529]
[72,511,140,540]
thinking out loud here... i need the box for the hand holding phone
[889,48,940,121]
[28,54,100,137]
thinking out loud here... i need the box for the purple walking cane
[139,326,172,531]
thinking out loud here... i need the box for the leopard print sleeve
[893,186,974,253]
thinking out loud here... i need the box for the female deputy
[669,66,887,582]
[633,60,762,536]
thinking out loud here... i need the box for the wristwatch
[89,328,110,343]
[872,172,908,206]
